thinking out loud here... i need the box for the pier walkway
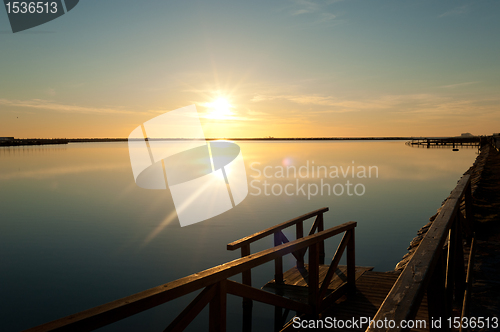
[406,137,483,149]
[469,143,500,322]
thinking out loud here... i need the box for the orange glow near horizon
[2,89,500,139]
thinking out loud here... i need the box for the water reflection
[0,141,478,332]
[0,145,68,156]
[0,163,129,180]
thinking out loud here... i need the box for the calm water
[0,141,478,331]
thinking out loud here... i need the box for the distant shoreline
[0,136,482,147]
[69,137,416,142]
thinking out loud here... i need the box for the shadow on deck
[263,265,373,303]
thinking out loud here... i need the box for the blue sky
[1,0,499,137]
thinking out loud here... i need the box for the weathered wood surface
[263,265,373,303]
[227,207,329,250]
[321,271,428,332]
[281,271,428,332]
[468,143,500,320]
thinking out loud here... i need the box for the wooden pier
[0,138,69,147]
[23,173,477,332]
[406,137,483,149]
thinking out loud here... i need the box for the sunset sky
[1,0,499,138]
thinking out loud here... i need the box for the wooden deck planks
[263,265,373,303]
[280,271,430,331]
[320,271,429,331]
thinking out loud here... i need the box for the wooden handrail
[366,174,472,332]
[227,207,332,332]
[227,207,329,250]
[25,220,355,332]
[228,206,328,319]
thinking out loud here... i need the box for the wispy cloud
[439,5,468,18]
[290,0,320,16]
[287,0,342,24]
[438,81,479,89]
[251,93,396,111]
[0,98,141,115]
[251,91,500,117]
[317,12,338,23]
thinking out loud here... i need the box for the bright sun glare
[206,97,233,120]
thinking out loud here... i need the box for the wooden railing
[489,135,500,152]
[227,207,356,330]
[227,207,329,291]
[24,210,356,332]
[366,174,474,332]
[406,137,482,148]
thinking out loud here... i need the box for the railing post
[428,252,450,332]
[274,307,282,332]
[460,237,475,331]
[445,221,457,315]
[274,232,284,283]
[209,280,227,332]
[454,215,466,303]
[273,231,285,332]
[346,228,355,295]
[241,245,252,290]
[274,307,291,332]
[296,221,305,269]
[465,181,474,238]
[318,213,325,265]
[240,245,252,332]
[308,242,320,312]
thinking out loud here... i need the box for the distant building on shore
[460,133,474,137]
[0,137,14,141]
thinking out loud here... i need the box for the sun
[206,97,233,120]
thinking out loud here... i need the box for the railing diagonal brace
[308,215,320,236]
[279,232,302,262]
[319,231,351,299]
[164,284,216,332]
[226,280,313,315]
